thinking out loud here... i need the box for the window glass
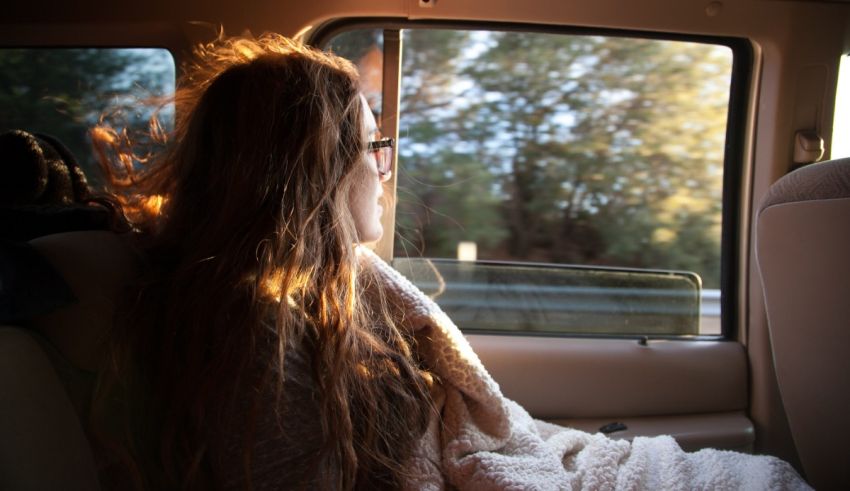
[0,48,175,184]
[393,257,702,335]
[326,28,734,336]
[328,30,385,120]
[832,54,850,160]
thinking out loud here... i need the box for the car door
[314,21,753,453]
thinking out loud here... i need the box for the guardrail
[393,258,710,335]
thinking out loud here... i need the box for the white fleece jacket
[357,247,810,491]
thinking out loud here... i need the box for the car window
[0,48,175,184]
[832,53,850,160]
[328,26,739,337]
[329,29,385,120]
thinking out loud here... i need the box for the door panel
[467,334,751,450]
[551,412,753,453]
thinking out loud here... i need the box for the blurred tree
[394,29,511,258]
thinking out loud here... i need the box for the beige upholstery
[756,158,850,490]
[28,231,142,373]
[0,231,141,490]
[469,334,747,418]
[0,327,100,491]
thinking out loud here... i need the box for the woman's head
[163,37,377,265]
[93,34,430,490]
[98,35,385,268]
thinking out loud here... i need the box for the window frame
[313,20,753,341]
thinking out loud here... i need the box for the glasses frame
[367,137,395,179]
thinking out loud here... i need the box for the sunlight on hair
[192,32,318,78]
[293,25,314,44]
[91,125,117,144]
[234,41,260,60]
[356,363,371,378]
[260,268,317,307]
[262,269,286,302]
[142,194,166,216]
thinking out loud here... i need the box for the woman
[93,34,434,490]
[92,33,809,491]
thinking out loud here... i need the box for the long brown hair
[92,34,433,490]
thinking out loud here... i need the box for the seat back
[28,230,142,373]
[0,326,101,491]
[0,230,142,490]
[756,157,850,490]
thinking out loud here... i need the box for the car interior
[1,0,849,489]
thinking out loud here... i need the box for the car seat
[0,326,101,490]
[756,157,850,490]
[0,125,141,488]
[0,230,142,490]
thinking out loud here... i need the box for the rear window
[0,48,175,184]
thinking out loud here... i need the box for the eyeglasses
[367,137,395,180]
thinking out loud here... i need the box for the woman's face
[349,95,387,243]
